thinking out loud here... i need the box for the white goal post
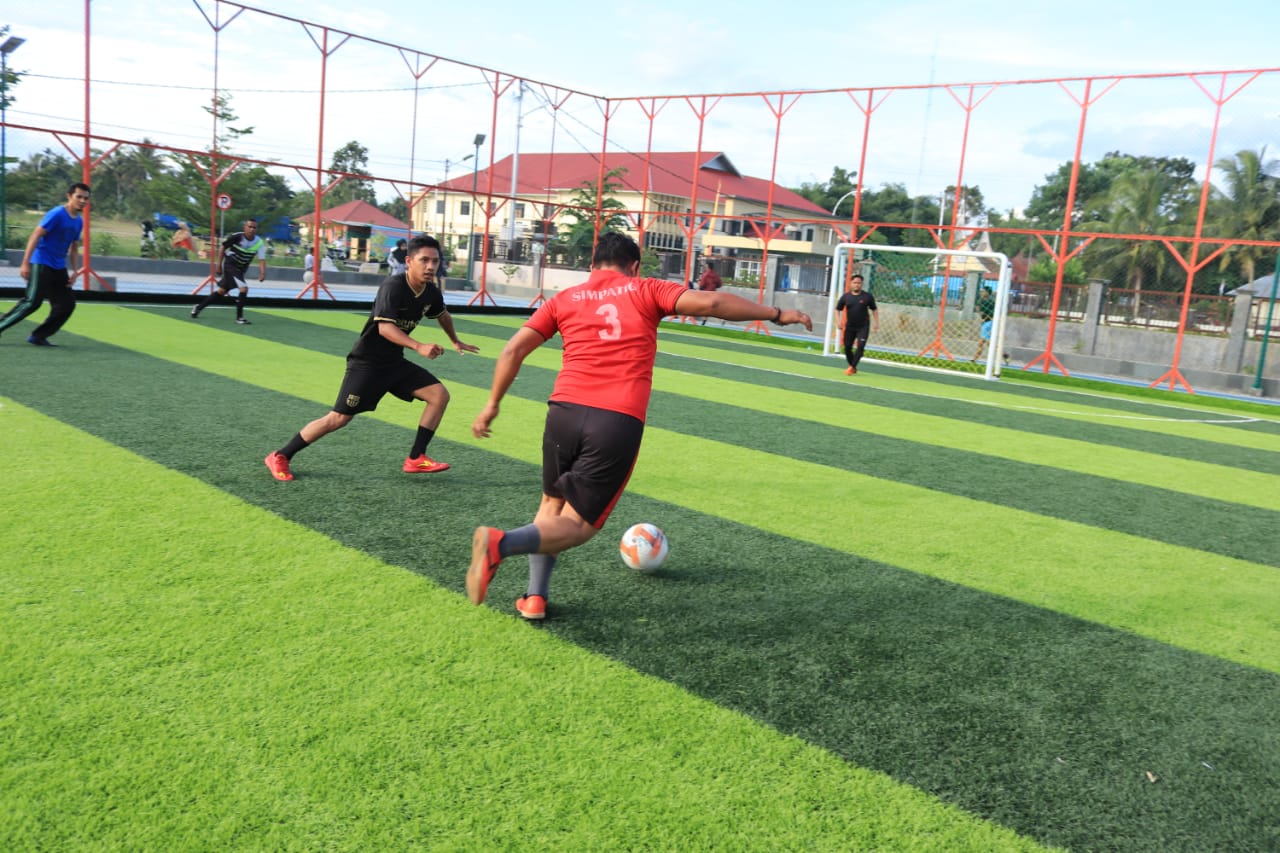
[824,243,1013,380]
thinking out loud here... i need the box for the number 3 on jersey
[597,303,622,340]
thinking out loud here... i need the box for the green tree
[91,143,169,219]
[986,208,1039,263]
[556,167,629,267]
[1081,167,1194,308]
[857,183,941,247]
[1026,152,1196,228]
[640,248,661,277]
[0,25,22,112]
[380,196,409,223]
[1211,148,1280,285]
[1028,255,1087,284]
[794,165,858,213]
[7,149,79,212]
[326,141,377,206]
[203,92,254,154]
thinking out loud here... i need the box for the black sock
[235,291,246,318]
[280,432,310,460]
[410,426,435,458]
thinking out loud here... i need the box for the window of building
[435,200,445,214]
[460,201,471,216]
[514,203,526,218]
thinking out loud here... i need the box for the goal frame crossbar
[825,242,1013,380]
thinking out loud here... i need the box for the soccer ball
[619,522,669,572]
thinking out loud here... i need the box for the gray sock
[527,554,557,599]
[499,523,541,559]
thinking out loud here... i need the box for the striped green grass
[2,303,1277,851]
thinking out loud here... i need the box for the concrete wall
[8,251,1276,396]
[477,276,1278,395]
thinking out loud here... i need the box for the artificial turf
[2,303,1277,851]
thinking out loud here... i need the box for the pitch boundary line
[660,349,1272,426]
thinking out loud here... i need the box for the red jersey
[525,269,688,422]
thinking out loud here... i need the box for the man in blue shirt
[1,182,91,346]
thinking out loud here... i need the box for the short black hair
[407,234,441,256]
[592,231,640,269]
[68,182,91,195]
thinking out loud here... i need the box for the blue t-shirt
[32,206,84,270]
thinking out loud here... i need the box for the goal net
[823,243,1013,380]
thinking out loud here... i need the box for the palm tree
[1212,148,1280,285]
[1082,167,1193,313]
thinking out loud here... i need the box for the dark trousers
[843,324,870,368]
[0,263,76,339]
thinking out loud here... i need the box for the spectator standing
[973,285,996,362]
[388,239,408,276]
[171,221,195,260]
[697,261,723,325]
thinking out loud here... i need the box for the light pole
[1,35,25,257]
[465,133,485,286]
[830,189,857,217]
[439,154,473,243]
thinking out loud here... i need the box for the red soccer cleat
[515,594,546,621]
[466,527,504,604]
[264,451,293,481]
[403,455,450,473]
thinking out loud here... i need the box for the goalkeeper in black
[191,218,266,325]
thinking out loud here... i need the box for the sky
[5,0,1280,214]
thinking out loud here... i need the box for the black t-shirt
[348,274,445,364]
[837,291,877,328]
[977,292,996,321]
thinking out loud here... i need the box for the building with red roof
[295,199,416,261]
[418,151,842,290]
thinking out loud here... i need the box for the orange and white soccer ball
[619,522,669,572]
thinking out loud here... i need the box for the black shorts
[218,267,249,292]
[333,359,438,415]
[542,401,645,529]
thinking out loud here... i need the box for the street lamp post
[439,154,473,243]
[1,35,25,257]
[830,189,856,217]
[465,133,485,287]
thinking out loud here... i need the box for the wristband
[770,306,782,324]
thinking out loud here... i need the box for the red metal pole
[1151,71,1262,392]
[1025,77,1119,375]
[469,72,514,307]
[77,0,92,291]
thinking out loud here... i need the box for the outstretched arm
[673,289,813,330]
[472,326,546,438]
